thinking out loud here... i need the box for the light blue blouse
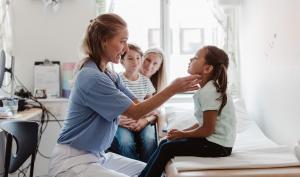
[58,60,136,154]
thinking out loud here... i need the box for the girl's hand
[119,115,137,129]
[132,118,148,132]
[169,75,201,94]
[167,129,185,140]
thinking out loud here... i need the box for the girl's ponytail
[204,46,229,115]
[214,64,227,115]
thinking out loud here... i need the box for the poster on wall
[34,60,60,99]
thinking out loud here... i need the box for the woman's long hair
[143,48,167,92]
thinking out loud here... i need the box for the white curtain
[0,0,13,55]
[96,0,113,15]
[95,0,117,14]
[207,0,228,31]
[207,0,241,97]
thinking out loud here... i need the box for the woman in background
[140,48,167,93]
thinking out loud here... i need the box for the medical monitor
[0,49,6,88]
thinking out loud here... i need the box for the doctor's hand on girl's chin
[170,75,201,93]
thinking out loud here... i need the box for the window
[167,0,225,81]
[180,28,204,55]
[108,0,160,73]
[110,0,226,81]
[148,28,160,48]
[110,0,160,50]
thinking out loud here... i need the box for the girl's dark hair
[204,45,229,115]
[81,13,127,71]
[121,43,143,60]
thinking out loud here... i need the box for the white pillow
[165,103,196,131]
[164,97,252,133]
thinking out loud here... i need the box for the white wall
[11,0,96,91]
[239,0,300,146]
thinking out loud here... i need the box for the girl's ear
[204,65,213,74]
[203,65,214,74]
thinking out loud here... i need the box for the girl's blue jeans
[110,124,158,162]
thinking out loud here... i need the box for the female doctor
[49,13,201,177]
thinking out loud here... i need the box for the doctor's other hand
[169,75,201,94]
[131,118,148,132]
[119,115,137,129]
